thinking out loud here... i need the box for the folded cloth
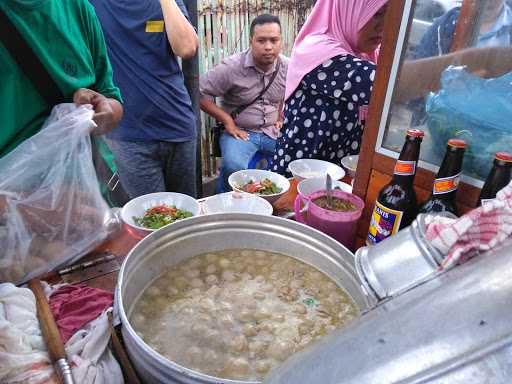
[66,308,124,384]
[49,284,114,343]
[0,283,57,384]
[0,283,123,384]
[425,180,512,269]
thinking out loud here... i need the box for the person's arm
[199,58,249,140]
[160,0,198,59]
[199,99,247,140]
[275,56,289,130]
[73,88,123,134]
[397,46,512,103]
[275,99,284,130]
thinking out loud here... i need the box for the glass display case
[353,0,512,247]
[375,0,512,186]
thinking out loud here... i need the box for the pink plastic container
[294,190,364,250]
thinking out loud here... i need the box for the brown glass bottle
[419,139,466,216]
[477,152,512,206]
[367,129,424,245]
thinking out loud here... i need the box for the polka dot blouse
[272,54,376,177]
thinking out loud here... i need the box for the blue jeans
[217,130,276,193]
[106,138,197,199]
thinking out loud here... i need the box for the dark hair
[250,14,281,36]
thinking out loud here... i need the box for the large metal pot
[116,213,369,384]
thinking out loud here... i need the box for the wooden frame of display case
[352,0,482,248]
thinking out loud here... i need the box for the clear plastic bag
[0,104,116,284]
[426,66,512,179]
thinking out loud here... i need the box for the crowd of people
[1,0,511,201]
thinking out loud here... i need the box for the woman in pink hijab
[272,0,388,176]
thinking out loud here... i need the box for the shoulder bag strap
[231,58,282,118]
[0,8,65,106]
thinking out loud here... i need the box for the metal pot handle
[294,195,310,224]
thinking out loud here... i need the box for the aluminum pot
[355,213,454,302]
[116,213,369,384]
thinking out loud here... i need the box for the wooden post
[183,0,204,197]
[450,0,482,52]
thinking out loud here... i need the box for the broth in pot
[130,249,359,381]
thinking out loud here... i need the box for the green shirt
[0,0,122,157]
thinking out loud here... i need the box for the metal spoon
[325,173,333,210]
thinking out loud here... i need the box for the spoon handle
[326,174,333,209]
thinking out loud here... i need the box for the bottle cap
[495,152,512,162]
[406,129,424,138]
[447,139,466,149]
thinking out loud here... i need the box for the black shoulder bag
[0,9,129,207]
[212,59,281,157]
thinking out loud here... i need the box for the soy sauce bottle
[419,139,466,217]
[367,129,424,245]
[477,152,512,206]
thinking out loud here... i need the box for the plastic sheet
[426,66,512,179]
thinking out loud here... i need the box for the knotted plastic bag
[0,104,115,284]
[426,66,512,179]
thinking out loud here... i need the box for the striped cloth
[425,180,512,270]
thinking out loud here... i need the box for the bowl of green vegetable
[121,192,200,236]
[228,169,290,204]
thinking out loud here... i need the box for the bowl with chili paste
[121,192,200,236]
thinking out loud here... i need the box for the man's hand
[199,98,248,140]
[225,121,249,141]
[73,88,122,134]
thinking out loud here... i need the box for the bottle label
[394,160,416,176]
[433,173,461,194]
[481,198,494,208]
[367,201,404,245]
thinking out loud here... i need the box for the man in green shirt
[0,0,123,157]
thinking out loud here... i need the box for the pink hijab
[284,0,388,100]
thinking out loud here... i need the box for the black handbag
[212,58,281,157]
[0,9,129,207]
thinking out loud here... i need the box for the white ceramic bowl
[228,169,290,204]
[297,177,352,198]
[341,155,359,179]
[203,192,273,216]
[288,159,345,181]
[121,192,200,236]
